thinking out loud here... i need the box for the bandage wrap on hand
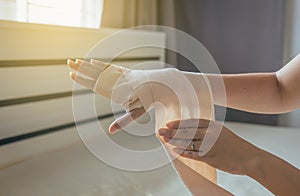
[124,68,200,112]
[95,64,142,112]
[124,68,214,127]
[96,63,213,123]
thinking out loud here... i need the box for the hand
[158,119,260,175]
[68,59,203,134]
[68,59,146,133]
[68,59,136,104]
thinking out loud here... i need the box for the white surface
[0,136,190,196]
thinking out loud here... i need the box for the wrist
[243,146,267,177]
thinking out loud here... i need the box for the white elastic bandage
[97,64,214,123]
[124,68,214,125]
[96,64,143,112]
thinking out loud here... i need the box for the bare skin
[159,119,300,196]
[207,53,300,114]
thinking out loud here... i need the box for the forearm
[245,149,300,196]
[205,73,288,114]
[204,54,300,113]
[172,159,233,196]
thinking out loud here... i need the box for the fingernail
[158,129,166,135]
[109,124,121,134]
[166,122,174,127]
[109,128,120,135]
[69,72,76,80]
[67,59,71,64]
[76,59,82,64]
[108,126,116,134]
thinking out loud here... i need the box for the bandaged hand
[68,59,213,134]
[68,59,139,106]
[68,59,146,129]
[68,59,218,190]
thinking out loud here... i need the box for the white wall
[279,0,300,128]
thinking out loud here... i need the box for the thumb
[109,107,145,134]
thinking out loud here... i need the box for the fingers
[173,148,200,160]
[158,120,209,155]
[90,59,110,71]
[166,118,210,129]
[70,72,95,89]
[158,127,206,140]
[68,59,101,79]
[109,107,145,134]
[167,139,201,151]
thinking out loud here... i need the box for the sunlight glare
[27,0,82,27]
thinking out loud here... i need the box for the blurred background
[1,0,299,127]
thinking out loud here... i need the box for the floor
[0,121,299,195]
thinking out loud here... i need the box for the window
[0,0,103,28]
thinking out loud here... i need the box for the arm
[247,147,300,196]
[161,119,300,196]
[69,54,300,129]
[171,159,232,195]
[207,53,300,114]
